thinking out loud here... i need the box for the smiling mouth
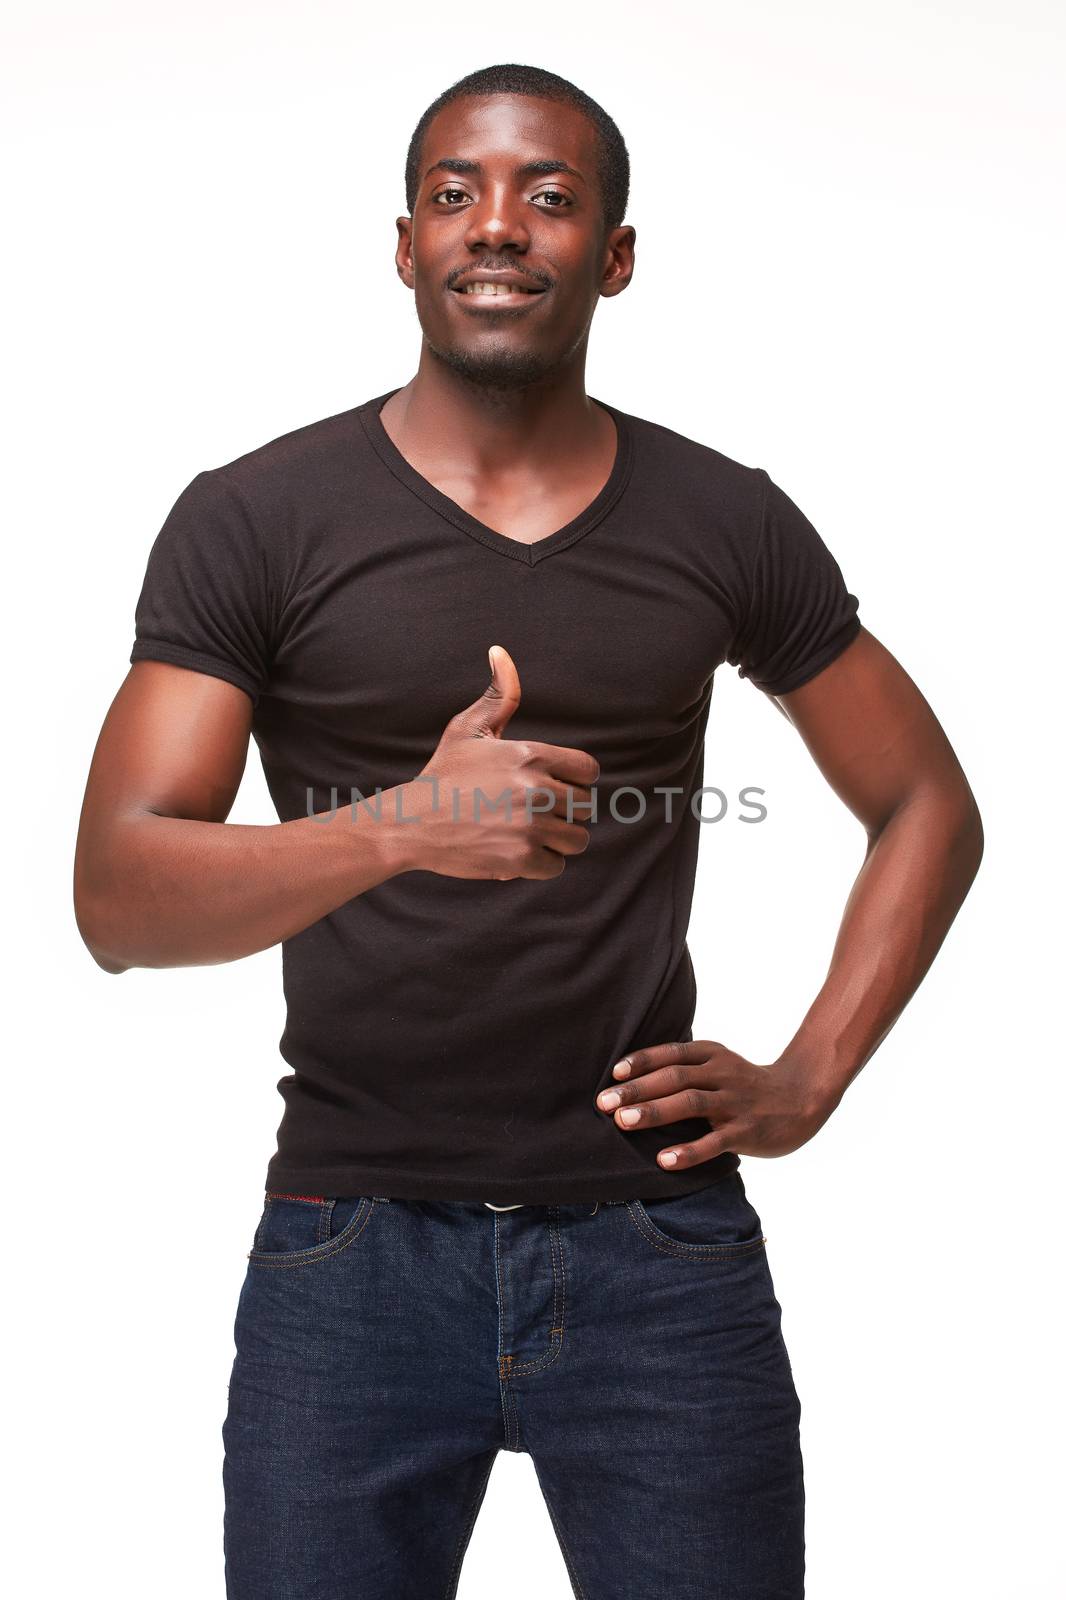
[450,283,548,306]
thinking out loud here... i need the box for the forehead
[420,94,598,180]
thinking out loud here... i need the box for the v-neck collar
[356,387,635,567]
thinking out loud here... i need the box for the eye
[434,187,471,206]
[533,189,572,208]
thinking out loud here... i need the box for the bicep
[77,661,253,842]
[772,626,978,836]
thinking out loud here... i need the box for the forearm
[75,785,416,973]
[781,785,984,1107]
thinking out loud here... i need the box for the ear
[394,217,414,290]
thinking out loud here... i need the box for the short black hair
[404,63,629,233]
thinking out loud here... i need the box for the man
[73,61,983,1600]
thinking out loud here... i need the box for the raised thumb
[470,644,521,737]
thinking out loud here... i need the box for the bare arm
[72,662,411,974]
[593,626,985,1169]
[770,624,984,1109]
[73,648,595,975]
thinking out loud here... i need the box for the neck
[379,351,611,479]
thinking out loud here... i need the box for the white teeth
[459,282,539,295]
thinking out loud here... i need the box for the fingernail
[599,1091,620,1110]
[660,1151,678,1167]
[613,1059,632,1078]
[619,1108,641,1125]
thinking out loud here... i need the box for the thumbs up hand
[394,646,599,881]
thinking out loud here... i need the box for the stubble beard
[423,325,561,394]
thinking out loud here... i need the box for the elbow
[871,779,984,887]
[89,941,131,976]
[960,796,984,882]
[90,948,131,977]
[937,783,984,891]
[74,892,131,975]
[947,762,984,871]
[73,858,133,975]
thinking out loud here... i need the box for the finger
[454,645,521,739]
[556,782,594,819]
[525,846,568,880]
[537,816,592,856]
[523,740,601,788]
[611,1040,718,1082]
[523,779,595,821]
[656,1127,737,1171]
[488,644,521,701]
[609,1086,722,1131]
[597,1064,724,1113]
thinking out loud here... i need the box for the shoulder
[611,402,763,508]
[204,401,371,509]
[610,401,767,559]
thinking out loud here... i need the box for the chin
[426,337,558,393]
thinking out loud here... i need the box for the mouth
[449,282,548,309]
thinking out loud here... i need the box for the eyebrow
[422,157,586,187]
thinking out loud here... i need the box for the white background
[5,2,1063,1595]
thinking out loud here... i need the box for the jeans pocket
[626,1172,767,1260]
[247,1192,374,1268]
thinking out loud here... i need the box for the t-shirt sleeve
[726,468,862,696]
[129,467,274,706]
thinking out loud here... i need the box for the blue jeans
[222,1171,804,1598]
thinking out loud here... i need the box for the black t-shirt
[129,389,861,1203]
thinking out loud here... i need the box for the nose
[462,185,531,256]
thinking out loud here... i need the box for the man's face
[396,93,634,390]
